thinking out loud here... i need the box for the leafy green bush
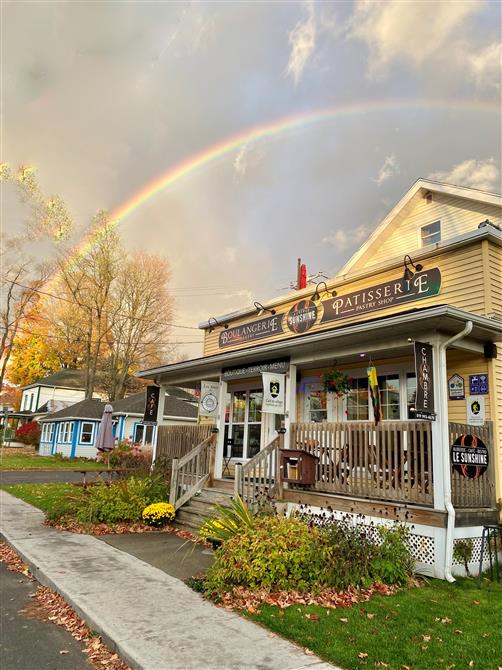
[371,524,414,586]
[47,474,169,524]
[199,495,256,544]
[204,516,326,593]
[100,440,152,473]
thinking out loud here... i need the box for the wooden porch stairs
[174,479,234,532]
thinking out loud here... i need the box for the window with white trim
[81,422,94,444]
[48,423,54,442]
[421,221,441,246]
[346,378,369,421]
[379,375,401,420]
[68,422,74,444]
[304,384,328,423]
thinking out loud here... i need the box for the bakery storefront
[139,180,502,579]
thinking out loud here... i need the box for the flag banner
[414,341,436,420]
[143,386,160,425]
[367,366,382,425]
[199,380,220,417]
[262,372,285,414]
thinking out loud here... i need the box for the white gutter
[440,320,473,582]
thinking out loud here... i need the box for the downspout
[440,320,473,582]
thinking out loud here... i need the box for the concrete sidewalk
[0,491,336,670]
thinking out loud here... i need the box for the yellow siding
[488,242,502,318]
[359,192,502,270]
[446,351,491,423]
[203,242,486,356]
[491,345,502,507]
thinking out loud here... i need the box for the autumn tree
[56,214,121,399]
[102,251,174,401]
[0,164,73,391]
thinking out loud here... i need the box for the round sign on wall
[201,393,218,414]
[287,299,318,334]
[451,434,489,479]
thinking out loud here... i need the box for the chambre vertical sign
[413,341,436,420]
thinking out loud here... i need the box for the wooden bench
[72,468,136,488]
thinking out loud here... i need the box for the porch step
[174,487,234,534]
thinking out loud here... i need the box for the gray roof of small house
[39,391,197,422]
[39,399,106,422]
[23,369,87,391]
[112,391,198,419]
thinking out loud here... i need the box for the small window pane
[421,221,441,246]
[232,392,246,423]
[407,373,417,419]
[231,425,244,458]
[248,390,262,423]
[379,375,401,420]
[306,385,327,423]
[81,422,94,444]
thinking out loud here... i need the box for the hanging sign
[451,434,489,479]
[222,358,289,382]
[466,396,485,426]
[448,374,465,400]
[367,366,382,426]
[414,341,436,420]
[469,374,489,395]
[262,372,285,414]
[321,268,442,324]
[287,299,318,333]
[219,315,283,348]
[143,386,160,425]
[199,380,220,417]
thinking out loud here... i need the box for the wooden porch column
[284,364,297,449]
[152,383,167,465]
[213,377,227,479]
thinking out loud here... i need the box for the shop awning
[137,305,502,385]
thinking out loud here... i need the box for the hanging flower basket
[321,370,352,397]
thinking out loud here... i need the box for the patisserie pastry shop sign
[320,269,442,323]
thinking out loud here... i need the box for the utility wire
[1,276,201,330]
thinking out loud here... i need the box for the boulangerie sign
[414,341,435,420]
[199,380,220,417]
[262,372,285,414]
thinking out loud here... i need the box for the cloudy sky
[3,1,501,358]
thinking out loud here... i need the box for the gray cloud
[3,1,501,360]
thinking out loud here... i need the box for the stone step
[195,488,234,504]
[175,507,205,530]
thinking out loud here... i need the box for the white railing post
[169,458,179,506]
[234,462,242,497]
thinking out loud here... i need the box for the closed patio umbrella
[95,404,114,467]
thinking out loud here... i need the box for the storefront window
[248,390,262,423]
[347,378,369,421]
[379,375,400,420]
[305,385,327,422]
[232,391,246,423]
[406,373,417,418]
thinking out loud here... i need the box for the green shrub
[199,495,256,544]
[100,441,152,474]
[371,523,414,586]
[48,474,169,524]
[204,516,326,593]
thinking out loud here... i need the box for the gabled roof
[40,391,198,422]
[23,369,87,391]
[338,179,502,277]
[112,391,197,419]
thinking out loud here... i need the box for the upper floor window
[421,221,441,246]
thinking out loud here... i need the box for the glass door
[224,387,263,460]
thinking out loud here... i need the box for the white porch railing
[169,434,216,510]
[234,435,281,504]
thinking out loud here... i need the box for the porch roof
[137,305,502,385]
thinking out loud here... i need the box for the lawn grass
[1,483,77,513]
[247,577,502,670]
[0,452,106,470]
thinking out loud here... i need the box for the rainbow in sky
[59,97,498,270]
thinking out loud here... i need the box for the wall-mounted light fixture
[208,316,229,333]
[253,301,276,316]
[311,281,337,302]
[402,255,423,281]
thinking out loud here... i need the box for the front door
[224,387,263,461]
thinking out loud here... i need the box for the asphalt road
[0,562,91,670]
[0,471,104,485]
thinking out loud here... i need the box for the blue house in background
[38,390,198,459]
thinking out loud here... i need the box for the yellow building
[139,178,502,579]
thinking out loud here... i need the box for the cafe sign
[219,314,283,349]
[320,268,442,324]
[287,299,318,334]
[451,434,489,479]
[414,341,436,420]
